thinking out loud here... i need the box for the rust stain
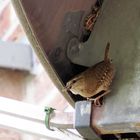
[21,0,96,54]
[91,104,105,134]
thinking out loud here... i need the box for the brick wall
[0,128,22,140]
[0,68,27,100]
[0,2,69,140]
[0,4,10,38]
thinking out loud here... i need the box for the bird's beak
[66,84,71,91]
[62,84,71,93]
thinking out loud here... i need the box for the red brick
[0,4,11,38]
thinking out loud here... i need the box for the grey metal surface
[12,0,98,107]
[69,0,140,134]
[75,101,101,140]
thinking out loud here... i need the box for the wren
[66,43,115,106]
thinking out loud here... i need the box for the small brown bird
[66,43,115,106]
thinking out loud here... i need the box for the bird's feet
[87,97,102,107]
[87,90,111,107]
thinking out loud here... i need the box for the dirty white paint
[0,40,33,71]
[0,97,81,140]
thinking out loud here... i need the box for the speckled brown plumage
[66,43,115,106]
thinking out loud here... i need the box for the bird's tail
[104,42,110,62]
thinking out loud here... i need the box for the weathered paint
[71,0,140,134]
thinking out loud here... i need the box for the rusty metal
[86,0,140,138]
[75,101,101,140]
[84,6,100,32]
[12,0,97,107]
[67,0,140,138]
[12,0,140,139]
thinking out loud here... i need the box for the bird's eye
[72,79,77,84]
